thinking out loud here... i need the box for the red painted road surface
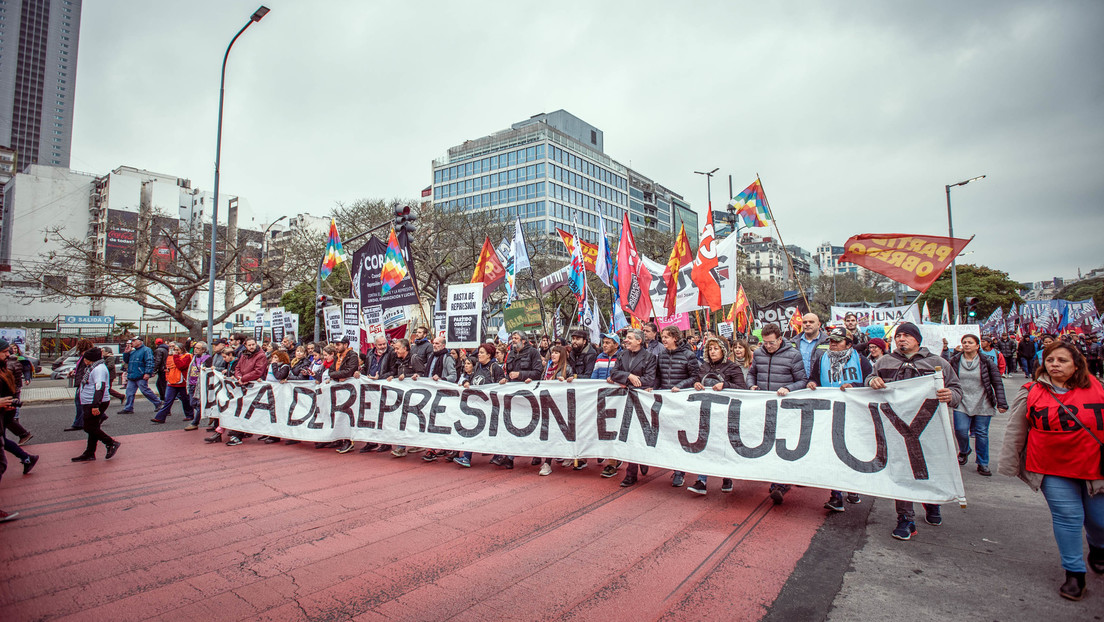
[0,432,828,621]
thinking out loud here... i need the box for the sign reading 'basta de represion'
[200,371,966,505]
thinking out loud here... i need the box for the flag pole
[757,173,811,311]
[517,221,548,333]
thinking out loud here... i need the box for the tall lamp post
[206,6,270,344]
[945,174,985,325]
[694,167,720,216]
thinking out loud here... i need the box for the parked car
[48,343,122,378]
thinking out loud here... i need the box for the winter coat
[747,341,807,392]
[361,347,393,378]
[569,344,598,378]
[410,338,433,366]
[165,353,191,387]
[234,348,268,383]
[387,352,426,378]
[329,349,360,381]
[290,358,312,380]
[123,345,155,380]
[655,343,700,390]
[425,349,457,383]
[468,360,504,386]
[504,344,543,382]
[950,351,1008,409]
[153,344,169,375]
[1017,338,1036,360]
[697,359,748,390]
[609,347,657,389]
[268,362,291,382]
[867,347,963,407]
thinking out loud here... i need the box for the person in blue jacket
[119,336,162,414]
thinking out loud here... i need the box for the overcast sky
[70,1,1103,285]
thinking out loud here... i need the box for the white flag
[596,215,611,287]
[513,217,530,272]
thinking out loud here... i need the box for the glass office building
[431,110,688,256]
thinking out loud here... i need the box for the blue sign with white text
[62,315,115,325]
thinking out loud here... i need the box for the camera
[10,399,22,408]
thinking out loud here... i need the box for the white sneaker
[539,463,552,476]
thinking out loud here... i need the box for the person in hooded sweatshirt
[683,336,749,495]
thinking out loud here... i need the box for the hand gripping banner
[200,372,966,505]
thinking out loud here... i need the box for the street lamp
[945,174,985,325]
[694,167,719,227]
[206,6,271,344]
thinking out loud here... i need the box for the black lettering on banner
[401,389,433,432]
[503,391,539,437]
[775,399,828,461]
[596,387,623,441]
[1028,406,1050,431]
[330,383,357,429]
[539,389,575,441]
[682,393,726,453]
[378,386,404,429]
[357,383,378,428]
[288,386,319,427]
[456,390,488,438]
[728,398,775,458]
[879,399,939,480]
[619,390,660,447]
[427,388,457,435]
[244,384,277,423]
[204,373,223,409]
[1056,404,1080,432]
[1086,403,1104,429]
[832,402,888,473]
[487,391,502,437]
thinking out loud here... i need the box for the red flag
[616,213,653,321]
[471,236,505,300]
[727,285,749,324]
[789,307,804,335]
[839,233,972,293]
[690,209,722,311]
[663,224,694,316]
[557,228,598,272]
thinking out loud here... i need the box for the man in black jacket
[385,338,427,458]
[656,326,700,488]
[608,329,657,488]
[504,331,542,383]
[152,339,169,402]
[749,323,808,505]
[409,327,433,366]
[568,329,598,378]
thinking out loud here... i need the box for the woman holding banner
[454,345,505,469]
[999,341,1104,601]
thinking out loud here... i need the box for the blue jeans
[153,385,192,422]
[124,378,161,410]
[953,410,991,466]
[1040,475,1104,572]
[3,432,30,462]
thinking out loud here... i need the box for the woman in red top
[150,343,192,424]
[999,341,1104,601]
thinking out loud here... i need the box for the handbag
[1046,386,1104,478]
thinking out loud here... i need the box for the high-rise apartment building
[0,0,81,170]
[431,110,689,255]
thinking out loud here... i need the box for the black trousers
[156,373,167,402]
[2,409,28,439]
[81,402,115,456]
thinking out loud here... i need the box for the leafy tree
[280,282,318,329]
[1056,276,1104,310]
[916,263,1024,321]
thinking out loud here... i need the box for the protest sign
[323,306,343,342]
[752,298,808,331]
[363,305,384,340]
[434,311,447,338]
[915,324,974,353]
[504,297,543,333]
[199,372,965,505]
[342,299,361,352]
[383,306,406,328]
[830,304,921,327]
[655,313,691,331]
[717,321,734,338]
[270,307,285,343]
[351,232,419,309]
[254,309,264,341]
[447,283,483,348]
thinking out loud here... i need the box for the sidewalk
[19,385,75,404]
[827,375,1102,620]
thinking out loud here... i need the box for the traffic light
[315,294,329,318]
[964,297,979,321]
[393,205,417,235]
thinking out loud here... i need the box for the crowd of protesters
[1,315,1102,602]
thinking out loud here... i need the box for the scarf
[826,348,853,386]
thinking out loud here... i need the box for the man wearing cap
[867,321,962,541]
[569,329,598,379]
[119,337,162,414]
[591,333,620,381]
[843,312,871,357]
[808,326,873,511]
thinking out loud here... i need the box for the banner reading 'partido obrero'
[199,371,966,505]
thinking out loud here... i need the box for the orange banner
[556,228,598,273]
[839,233,972,293]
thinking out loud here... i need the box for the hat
[868,337,887,352]
[601,332,620,345]
[0,338,8,352]
[155,338,164,345]
[83,347,103,362]
[570,328,588,339]
[844,312,858,320]
[827,326,851,342]
[896,322,923,344]
[336,336,351,344]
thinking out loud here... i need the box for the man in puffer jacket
[504,331,542,383]
[656,326,701,488]
[748,323,808,505]
[607,329,657,488]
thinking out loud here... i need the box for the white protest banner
[254,309,265,341]
[383,306,406,328]
[342,299,361,351]
[270,307,285,343]
[916,324,974,353]
[283,310,295,334]
[717,321,734,338]
[199,372,964,505]
[323,306,344,342]
[434,311,447,339]
[830,304,921,327]
[363,304,385,340]
[447,283,483,348]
